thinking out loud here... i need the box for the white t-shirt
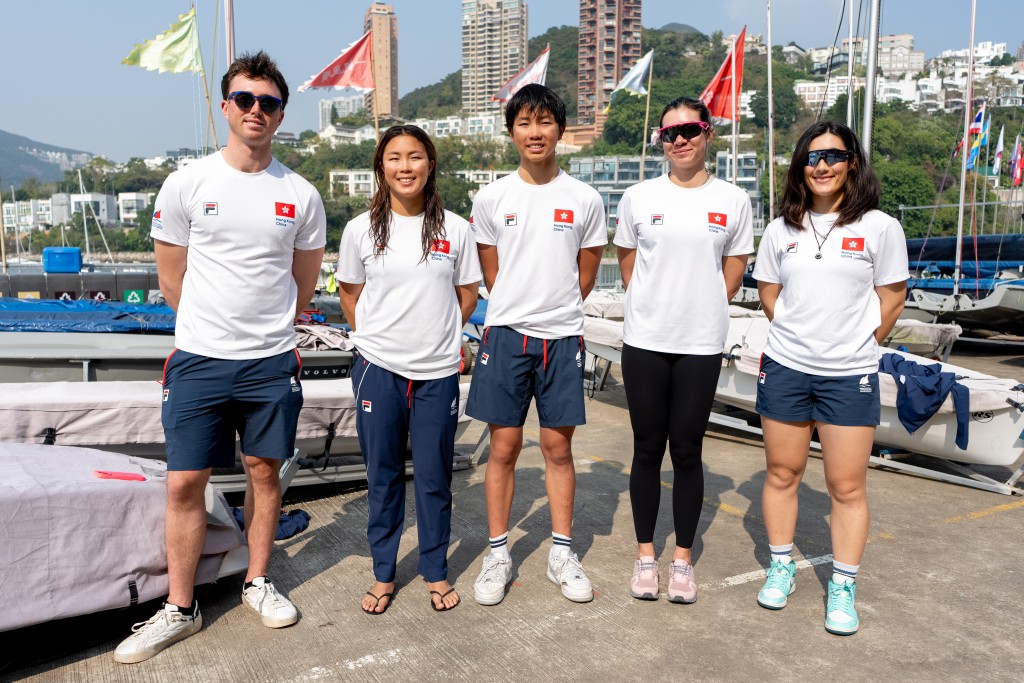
[337,210,481,380]
[151,151,327,360]
[753,209,909,376]
[614,175,754,354]
[470,170,607,339]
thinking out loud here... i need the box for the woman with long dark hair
[752,121,907,635]
[337,125,481,614]
[614,95,753,604]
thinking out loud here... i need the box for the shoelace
[252,583,289,610]
[129,612,166,634]
[763,562,793,590]
[670,562,694,580]
[479,558,508,583]
[828,581,855,612]
[635,561,657,575]
[558,554,586,580]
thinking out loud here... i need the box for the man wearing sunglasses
[115,51,326,664]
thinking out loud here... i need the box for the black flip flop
[362,591,394,615]
[429,587,460,612]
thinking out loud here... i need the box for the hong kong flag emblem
[843,237,865,252]
[275,202,296,218]
[708,212,727,225]
[432,239,451,254]
[554,208,574,223]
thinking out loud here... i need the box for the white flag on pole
[493,46,550,102]
[992,125,1005,177]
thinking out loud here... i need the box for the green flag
[122,7,203,74]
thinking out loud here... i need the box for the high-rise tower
[364,2,399,118]
[577,0,642,123]
[461,0,528,115]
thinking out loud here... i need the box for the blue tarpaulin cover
[0,299,175,333]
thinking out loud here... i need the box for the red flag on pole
[700,28,746,121]
[297,31,375,92]
[1013,135,1023,187]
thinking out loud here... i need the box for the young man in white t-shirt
[467,84,607,606]
[114,51,326,664]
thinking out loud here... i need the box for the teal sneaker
[757,556,796,610]
[824,576,859,635]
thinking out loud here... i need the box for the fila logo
[708,212,727,225]
[554,208,574,224]
[504,213,518,227]
[450,397,458,416]
[361,400,372,413]
[203,202,218,216]
[480,352,489,366]
[843,237,865,252]
[162,389,170,402]
[786,242,798,253]
[651,214,664,226]
[758,371,766,385]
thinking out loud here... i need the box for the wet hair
[369,125,446,263]
[504,84,567,131]
[221,50,289,109]
[778,121,879,230]
[658,95,713,128]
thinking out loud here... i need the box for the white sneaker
[113,602,202,664]
[547,551,594,603]
[473,554,513,605]
[242,577,298,628]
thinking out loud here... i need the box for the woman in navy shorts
[752,121,908,635]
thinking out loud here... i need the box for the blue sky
[1,0,1020,162]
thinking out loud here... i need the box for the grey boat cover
[0,443,246,632]
[0,378,471,449]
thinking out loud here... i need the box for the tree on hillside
[874,159,940,237]
[749,78,802,130]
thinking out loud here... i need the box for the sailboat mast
[77,170,92,265]
[846,0,855,127]
[953,0,978,297]
[860,0,880,158]
[224,0,235,65]
[10,186,20,260]
[766,1,775,221]
[0,168,6,274]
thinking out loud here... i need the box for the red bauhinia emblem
[432,239,451,254]
[708,212,727,224]
[843,237,865,252]
[554,209,574,223]
[275,202,295,217]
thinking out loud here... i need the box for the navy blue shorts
[466,326,586,428]
[755,354,880,427]
[161,349,304,471]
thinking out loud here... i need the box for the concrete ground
[4,344,1024,682]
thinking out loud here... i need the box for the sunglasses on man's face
[658,121,711,144]
[228,91,283,114]
[806,149,851,167]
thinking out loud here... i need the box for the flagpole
[980,122,990,235]
[639,53,654,182]
[224,0,235,66]
[766,2,776,221]
[0,168,7,274]
[731,32,738,184]
[367,29,380,140]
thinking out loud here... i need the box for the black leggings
[621,344,722,548]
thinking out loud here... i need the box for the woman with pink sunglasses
[614,96,754,604]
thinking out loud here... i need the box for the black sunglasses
[806,149,851,167]
[658,121,711,144]
[228,90,284,114]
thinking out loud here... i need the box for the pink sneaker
[629,557,659,600]
[667,560,697,604]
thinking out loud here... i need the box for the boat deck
[4,346,1024,681]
